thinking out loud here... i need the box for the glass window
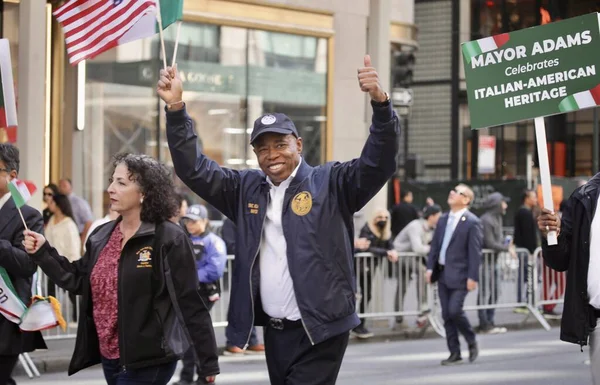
[81,22,329,218]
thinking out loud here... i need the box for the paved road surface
[15,328,590,384]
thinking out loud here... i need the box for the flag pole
[17,206,28,231]
[154,0,168,70]
[171,21,182,67]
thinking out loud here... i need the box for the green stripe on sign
[558,95,578,112]
[462,41,482,64]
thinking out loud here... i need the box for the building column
[363,0,392,218]
[17,1,47,210]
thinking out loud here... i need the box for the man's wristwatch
[371,92,390,107]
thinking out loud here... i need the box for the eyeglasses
[453,189,468,198]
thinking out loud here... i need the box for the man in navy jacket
[158,55,399,384]
[426,184,483,366]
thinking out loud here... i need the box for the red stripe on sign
[493,33,510,48]
[590,84,600,106]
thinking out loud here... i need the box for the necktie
[439,215,455,265]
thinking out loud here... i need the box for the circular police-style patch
[261,115,277,125]
[291,191,312,216]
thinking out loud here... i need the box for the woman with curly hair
[22,153,219,385]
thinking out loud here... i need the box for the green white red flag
[8,179,36,209]
[0,39,17,143]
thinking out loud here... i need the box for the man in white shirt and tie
[426,184,483,366]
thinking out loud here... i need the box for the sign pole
[534,116,558,245]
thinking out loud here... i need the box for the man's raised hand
[357,54,387,103]
[157,65,184,110]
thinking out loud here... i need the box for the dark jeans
[264,322,349,385]
[477,258,499,328]
[517,251,530,304]
[101,357,177,385]
[0,355,19,385]
[356,259,375,321]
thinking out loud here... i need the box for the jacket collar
[580,173,600,197]
[88,216,157,246]
[289,158,313,188]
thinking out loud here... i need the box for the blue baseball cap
[183,204,208,221]
[250,113,299,145]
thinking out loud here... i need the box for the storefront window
[81,22,328,218]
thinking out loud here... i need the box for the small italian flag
[558,84,600,113]
[118,0,183,46]
[462,33,510,64]
[8,179,36,209]
[0,39,17,143]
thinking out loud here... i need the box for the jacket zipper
[117,244,127,372]
[244,196,269,350]
[282,189,315,346]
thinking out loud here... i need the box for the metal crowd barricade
[352,248,551,338]
[36,247,558,344]
[532,247,566,315]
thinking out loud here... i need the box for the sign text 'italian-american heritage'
[462,12,600,129]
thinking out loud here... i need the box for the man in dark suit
[426,184,483,366]
[0,143,46,384]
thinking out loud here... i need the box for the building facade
[1,0,417,220]
[408,0,600,183]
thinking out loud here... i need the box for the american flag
[54,0,157,65]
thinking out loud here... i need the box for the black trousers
[178,299,214,382]
[264,320,349,385]
[0,355,19,385]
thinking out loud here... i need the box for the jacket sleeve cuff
[165,104,189,124]
[371,101,394,124]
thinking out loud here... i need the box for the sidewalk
[12,308,561,377]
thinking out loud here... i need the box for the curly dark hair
[111,153,179,224]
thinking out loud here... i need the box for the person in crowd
[221,217,265,356]
[514,189,538,311]
[477,192,514,334]
[58,178,94,242]
[426,184,482,366]
[393,204,442,325]
[45,193,81,322]
[158,54,399,384]
[0,143,46,385]
[42,183,59,226]
[174,204,227,385]
[390,190,419,238]
[537,173,600,384]
[22,153,219,385]
[354,208,398,338]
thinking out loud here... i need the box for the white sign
[478,135,496,174]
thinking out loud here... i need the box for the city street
[14,328,591,384]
